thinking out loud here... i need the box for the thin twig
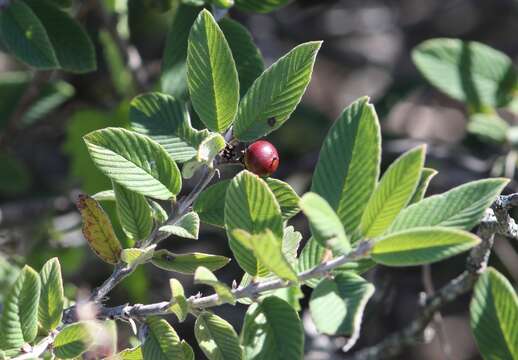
[97,240,374,319]
[421,265,453,360]
[11,332,57,360]
[63,166,216,323]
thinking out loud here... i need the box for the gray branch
[97,240,374,320]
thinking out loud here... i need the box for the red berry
[244,140,279,177]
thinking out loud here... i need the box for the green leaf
[113,182,153,241]
[232,229,298,281]
[311,97,381,237]
[470,267,518,360]
[0,1,58,69]
[53,322,95,359]
[270,285,304,312]
[264,178,300,220]
[412,38,517,109]
[360,145,425,238]
[282,226,302,265]
[90,189,168,225]
[409,168,437,205]
[121,245,156,267]
[241,296,304,360]
[300,192,349,253]
[219,18,264,97]
[195,312,243,360]
[84,127,182,200]
[195,178,299,228]
[143,317,186,360]
[24,0,97,73]
[234,0,291,13]
[110,346,143,360]
[310,272,374,350]
[372,227,480,266]
[152,250,230,274]
[92,189,116,201]
[296,237,325,288]
[468,113,510,144]
[194,180,230,227]
[187,9,239,132]
[225,170,283,275]
[182,158,205,179]
[197,133,226,164]
[181,341,194,360]
[38,258,64,332]
[160,212,200,239]
[194,266,235,305]
[388,178,508,233]
[150,199,169,224]
[76,194,122,264]
[0,266,40,349]
[234,41,321,141]
[169,279,189,322]
[130,92,210,163]
[161,4,201,98]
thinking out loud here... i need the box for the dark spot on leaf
[267,118,276,127]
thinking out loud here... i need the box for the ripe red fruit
[244,140,279,177]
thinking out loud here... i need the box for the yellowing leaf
[77,194,122,264]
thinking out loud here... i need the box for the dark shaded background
[1,0,518,359]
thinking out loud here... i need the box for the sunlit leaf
[84,127,181,200]
[300,192,350,253]
[389,178,508,233]
[194,266,235,305]
[143,317,186,359]
[130,92,209,163]
[232,229,298,281]
[219,18,264,97]
[233,41,321,141]
[160,212,200,240]
[225,171,283,275]
[195,312,243,360]
[53,322,95,359]
[187,9,239,132]
[152,250,230,274]
[113,182,153,242]
[359,145,425,238]
[311,97,381,238]
[310,272,374,351]
[0,266,40,349]
[241,296,303,360]
[38,258,64,332]
[372,227,480,266]
[169,278,189,322]
[470,267,518,360]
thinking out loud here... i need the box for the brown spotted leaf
[77,194,122,264]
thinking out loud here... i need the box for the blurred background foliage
[1,0,518,359]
